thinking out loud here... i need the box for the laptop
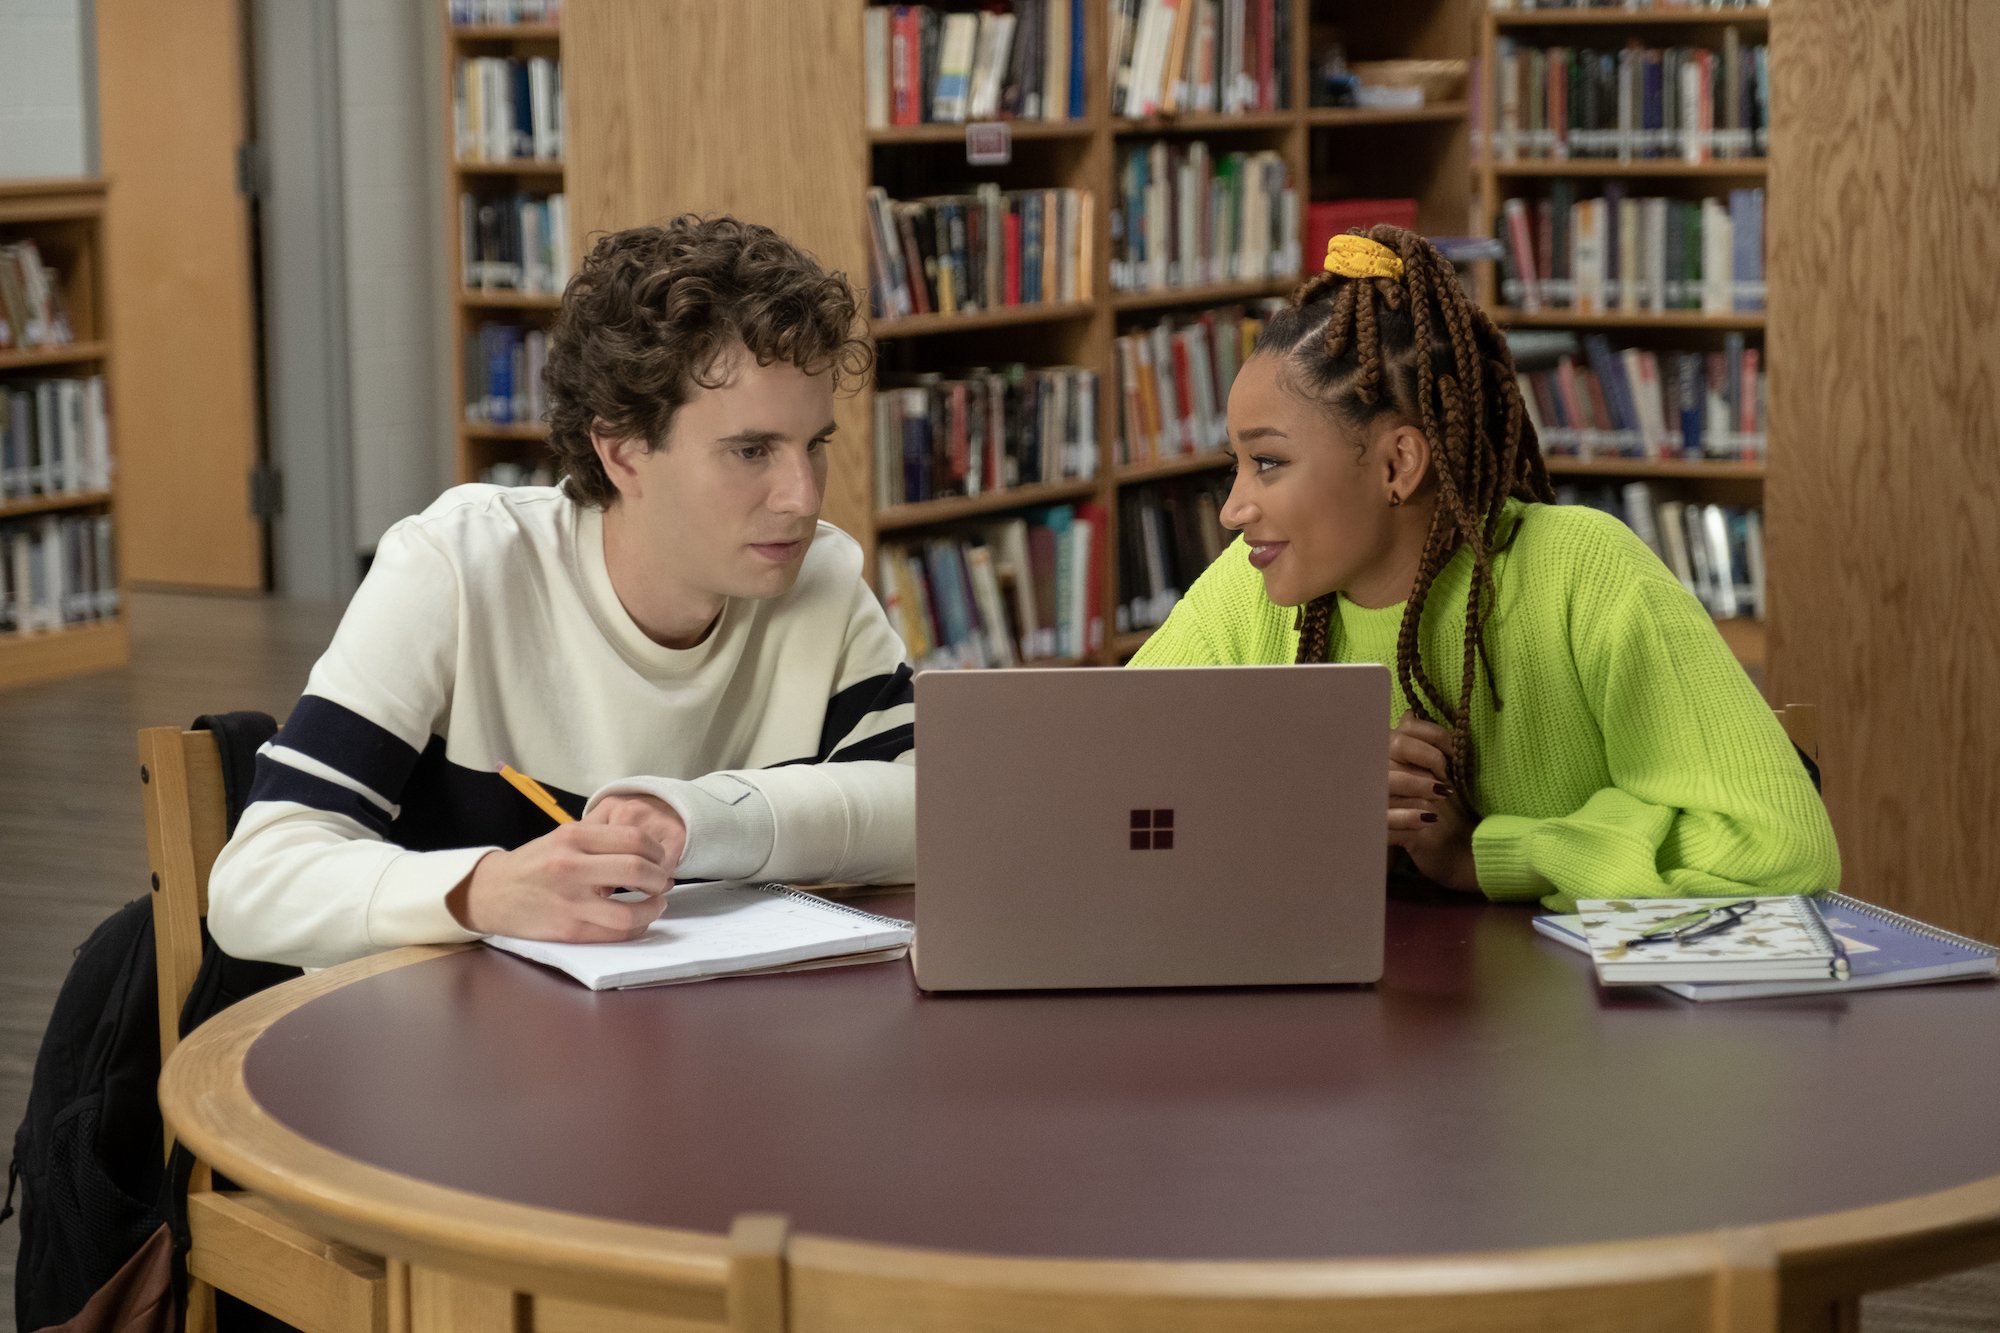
[913,664,1390,991]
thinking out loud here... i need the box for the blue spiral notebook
[1535,893,1999,1002]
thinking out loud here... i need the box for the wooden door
[96,0,266,590]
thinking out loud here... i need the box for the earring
[1389,493,1404,508]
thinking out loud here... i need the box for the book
[486,882,914,991]
[1569,896,1845,985]
[1536,894,1998,1002]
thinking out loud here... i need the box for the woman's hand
[1388,711,1482,893]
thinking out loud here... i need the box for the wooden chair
[731,1217,1778,1333]
[1775,704,1819,763]
[138,726,388,1333]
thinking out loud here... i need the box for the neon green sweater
[1131,500,1840,911]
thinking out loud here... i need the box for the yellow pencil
[498,763,575,826]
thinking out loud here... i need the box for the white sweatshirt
[207,485,915,968]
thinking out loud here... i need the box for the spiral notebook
[486,882,914,991]
[1538,894,1999,1001]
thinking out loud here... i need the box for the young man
[208,216,915,969]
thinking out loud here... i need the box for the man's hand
[583,792,689,869]
[448,821,678,941]
[1387,710,1482,893]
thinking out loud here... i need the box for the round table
[159,890,2000,1331]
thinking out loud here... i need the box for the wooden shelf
[0,340,110,371]
[1115,111,1296,134]
[871,300,1096,339]
[463,422,548,441]
[1497,309,1766,330]
[0,178,108,224]
[0,489,115,520]
[1491,159,1768,178]
[450,22,560,40]
[0,617,129,690]
[1111,630,1154,658]
[0,177,122,691]
[1305,101,1472,128]
[455,159,566,177]
[870,120,1093,145]
[459,289,563,310]
[1544,457,1764,480]
[1494,8,1769,29]
[1117,451,1232,485]
[875,480,1100,532]
[1111,277,1296,312]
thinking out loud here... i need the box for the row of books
[453,56,564,163]
[874,364,1098,508]
[462,323,548,426]
[877,504,1107,667]
[1,514,117,636]
[863,2,1083,127]
[1498,187,1764,314]
[1561,484,1763,620]
[1491,1,1767,11]
[1114,300,1280,466]
[1117,476,1228,634]
[0,241,74,352]
[864,185,1092,320]
[1111,142,1299,293]
[1492,38,1769,162]
[447,0,559,22]
[458,192,571,294]
[1110,0,1291,117]
[1511,331,1764,460]
[4,377,112,500]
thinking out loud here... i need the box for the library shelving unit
[1477,2,1773,673]
[562,0,1478,668]
[0,178,128,690]
[440,10,566,484]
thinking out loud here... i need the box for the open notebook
[1537,893,1998,1002]
[486,882,914,991]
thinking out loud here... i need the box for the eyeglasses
[1624,900,1757,949]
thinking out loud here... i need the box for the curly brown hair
[1254,225,1554,808]
[541,215,873,507]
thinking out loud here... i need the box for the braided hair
[1259,225,1554,805]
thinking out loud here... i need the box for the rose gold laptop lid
[913,664,1389,991]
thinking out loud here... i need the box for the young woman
[1132,227,1838,911]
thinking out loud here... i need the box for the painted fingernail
[1421,811,1439,824]
[1433,783,1452,797]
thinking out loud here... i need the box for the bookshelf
[1478,2,1774,674]
[562,0,1479,670]
[441,6,568,487]
[0,179,128,691]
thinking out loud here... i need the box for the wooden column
[1766,0,2000,939]
[561,0,874,544]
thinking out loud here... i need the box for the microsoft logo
[1129,808,1175,851]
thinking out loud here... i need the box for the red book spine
[1257,0,1275,111]
[1169,332,1197,455]
[1003,210,1022,307]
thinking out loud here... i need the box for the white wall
[0,0,92,177]
[337,0,449,550]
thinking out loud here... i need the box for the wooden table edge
[159,944,2000,1308]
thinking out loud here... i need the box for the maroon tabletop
[243,891,2000,1262]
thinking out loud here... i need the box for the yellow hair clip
[1324,234,1405,282]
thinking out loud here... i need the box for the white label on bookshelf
[965,122,1012,167]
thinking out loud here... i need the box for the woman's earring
[1389,493,1404,508]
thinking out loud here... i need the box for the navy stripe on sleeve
[827,722,914,765]
[814,665,914,757]
[246,753,395,837]
[274,694,423,803]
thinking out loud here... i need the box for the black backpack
[7,711,298,1333]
